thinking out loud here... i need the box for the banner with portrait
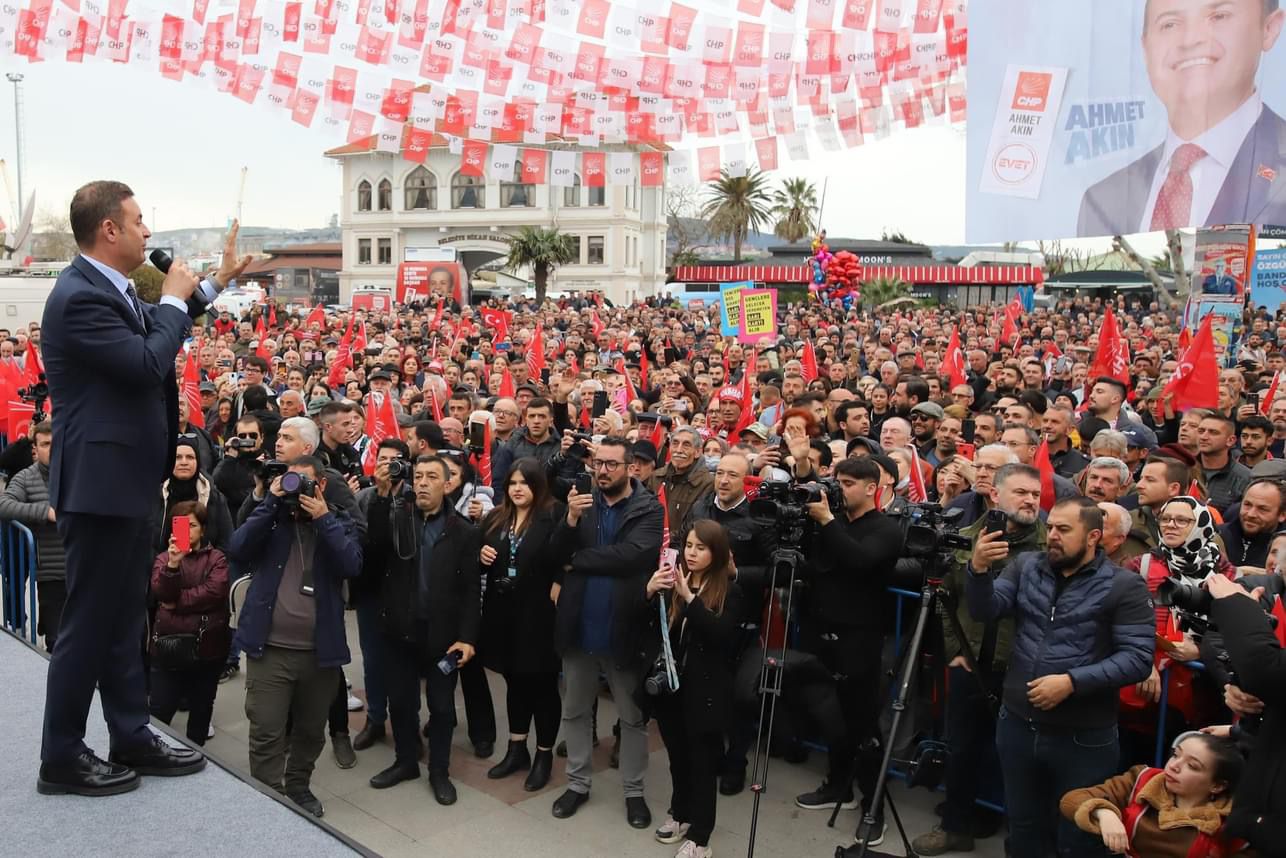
[1250,247,1286,312]
[967,0,1286,242]
[396,261,468,306]
[1194,226,1254,297]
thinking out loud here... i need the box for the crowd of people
[4,282,1286,858]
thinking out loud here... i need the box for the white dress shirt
[80,253,221,318]
[1140,93,1263,232]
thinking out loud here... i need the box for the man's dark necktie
[125,281,147,331]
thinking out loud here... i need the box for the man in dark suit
[1201,258,1241,294]
[1078,0,1286,237]
[37,180,250,797]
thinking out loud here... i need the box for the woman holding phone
[645,520,744,858]
[478,459,564,790]
[148,501,232,746]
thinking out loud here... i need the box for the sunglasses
[237,432,260,440]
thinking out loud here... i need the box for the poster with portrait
[967,0,1286,242]
[1194,225,1254,296]
[396,261,468,306]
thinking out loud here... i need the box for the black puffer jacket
[0,462,64,581]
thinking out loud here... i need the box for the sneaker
[287,789,324,817]
[854,812,887,848]
[795,781,858,811]
[218,664,239,684]
[655,815,691,845]
[332,733,357,769]
[911,827,975,856]
[207,724,215,740]
[346,693,364,712]
[675,841,713,858]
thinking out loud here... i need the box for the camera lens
[280,472,302,493]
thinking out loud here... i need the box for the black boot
[524,749,554,792]
[487,739,531,779]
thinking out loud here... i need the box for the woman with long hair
[148,501,231,746]
[478,458,564,791]
[646,520,744,858]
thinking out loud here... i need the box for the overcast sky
[0,58,1145,255]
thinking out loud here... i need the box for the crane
[235,166,248,226]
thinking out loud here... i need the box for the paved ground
[195,614,1008,858]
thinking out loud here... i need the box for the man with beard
[1268,397,1286,457]
[914,464,1046,856]
[1081,377,1137,431]
[973,413,1002,447]
[1220,478,1286,570]
[966,497,1154,858]
[893,377,931,415]
[1042,406,1090,479]
[1239,415,1274,469]
[909,402,944,457]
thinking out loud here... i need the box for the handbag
[152,615,209,670]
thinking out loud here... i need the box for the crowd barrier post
[0,520,39,645]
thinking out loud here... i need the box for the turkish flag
[182,347,205,429]
[1033,440,1057,513]
[999,303,1019,347]
[1162,314,1220,411]
[907,445,929,503]
[590,311,605,340]
[23,340,43,388]
[305,305,326,328]
[942,326,967,390]
[480,307,511,342]
[499,366,515,398]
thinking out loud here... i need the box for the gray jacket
[0,462,66,581]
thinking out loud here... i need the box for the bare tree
[1114,232,1184,309]
[666,185,710,266]
[31,207,78,261]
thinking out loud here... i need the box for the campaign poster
[397,261,467,306]
[1194,226,1253,297]
[738,289,778,345]
[720,281,751,336]
[967,0,1286,242]
[1186,301,1244,356]
[1250,247,1286,312]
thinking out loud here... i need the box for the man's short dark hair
[1145,455,1191,487]
[795,392,826,409]
[809,439,833,467]
[1093,376,1128,399]
[1200,413,1237,434]
[1017,390,1048,416]
[235,413,262,432]
[903,377,930,403]
[318,402,347,423]
[1053,495,1104,532]
[290,454,326,480]
[242,385,270,412]
[414,454,451,481]
[69,180,134,249]
[995,462,1041,490]
[245,355,270,373]
[834,457,881,483]
[835,400,869,424]
[525,396,553,413]
[597,435,630,457]
[1242,415,1274,436]
[32,420,52,439]
[378,438,411,458]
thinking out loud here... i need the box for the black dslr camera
[1157,576,1216,637]
[280,470,318,520]
[386,457,412,482]
[644,655,678,696]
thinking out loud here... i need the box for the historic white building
[326,136,669,305]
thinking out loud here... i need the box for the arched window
[357,180,372,212]
[404,167,437,210]
[564,174,581,207]
[452,172,485,209]
[501,164,534,208]
[377,179,393,211]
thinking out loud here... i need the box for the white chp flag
[608,152,636,185]
[550,150,577,186]
[490,144,518,178]
[979,64,1069,200]
[667,150,696,186]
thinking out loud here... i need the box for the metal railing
[1,520,38,645]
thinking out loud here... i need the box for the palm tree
[771,178,818,244]
[702,168,774,263]
[860,276,912,308]
[505,226,578,305]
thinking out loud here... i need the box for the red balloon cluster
[825,251,863,291]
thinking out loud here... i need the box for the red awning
[672,264,1042,286]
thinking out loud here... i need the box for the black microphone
[149,248,172,274]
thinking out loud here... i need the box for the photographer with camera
[547,436,663,828]
[913,463,1046,856]
[227,455,363,818]
[645,520,745,858]
[213,414,266,519]
[966,496,1155,858]
[792,458,903,847]
[364,455,481,805]
[316,402,362,478]
[1206,573,1286,856]
[681,451,776,796]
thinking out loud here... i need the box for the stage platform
[0,630,372,858]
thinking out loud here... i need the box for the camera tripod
[834,581,996,858]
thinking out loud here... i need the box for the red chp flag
[1262,371,1281,416]
[942,326,967,390]
[1088,307,1132,391]
[1033,439,1057,512]
[327,316,355,387]
[361,391,399,475]
[182,347,205,428]
[527,324,547,376]
[1162,314,1220,411]
[499,365,515,397]
[907,445,929,503]
[305,305,326,328]
[23,339,43,387]
[800,340,818,383]
[615,357,638,402]
[475,418,493,485]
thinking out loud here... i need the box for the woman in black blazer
[646,519,744,858]
[478,457,563,791]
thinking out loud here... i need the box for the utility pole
[6,73,25,226]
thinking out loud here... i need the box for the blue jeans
[354,598,388,724]
[995,707,1117,858]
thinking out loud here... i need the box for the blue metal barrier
[1,520,39,645]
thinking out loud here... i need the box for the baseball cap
[847,436,883,457]
[1120,423,1158,451]
[910,402,945,421]
[306,397,332,417]
[739,423,770,441]
[199,381,217,394]
[369,368,392,381]
[637,411,673,429]
[427,360,444,372]
[631,440,659,465]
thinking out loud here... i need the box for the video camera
[887,502,970,587]
[749,476,844,543]
[18,373,49,423]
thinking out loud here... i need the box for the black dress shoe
[473,739,495,758]
[37,750,140,797]
[488,740,531,779]
[551,788,589,818]
[370,761,420,790]
[428,770,457,806]
[524,749,553,792]
[353,721,386,751]
[719,768,746,796]
[626,796,652,829]
[287,789,324,817]
[109,735,206,777]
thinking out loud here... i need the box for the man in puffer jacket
[967,495,1155,858]
[0,421,67,649]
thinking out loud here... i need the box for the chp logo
[991,142,1038,186]
[1011,71,1053,112]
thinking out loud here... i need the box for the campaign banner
[1250,248,1286,313]
[396,261,467,306]
[1192,302,1244,357]
[967,0,1286,242]
[738,289,778,344]
[719,281,751,336]
[1194,226,1253,297]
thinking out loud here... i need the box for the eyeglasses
[910,414,935,422]
[1159,515,1196,527]
[590,459,625,471]
[237,432,260,440]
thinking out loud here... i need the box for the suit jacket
[41,256,208,519]
[1078,105,1286,238]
